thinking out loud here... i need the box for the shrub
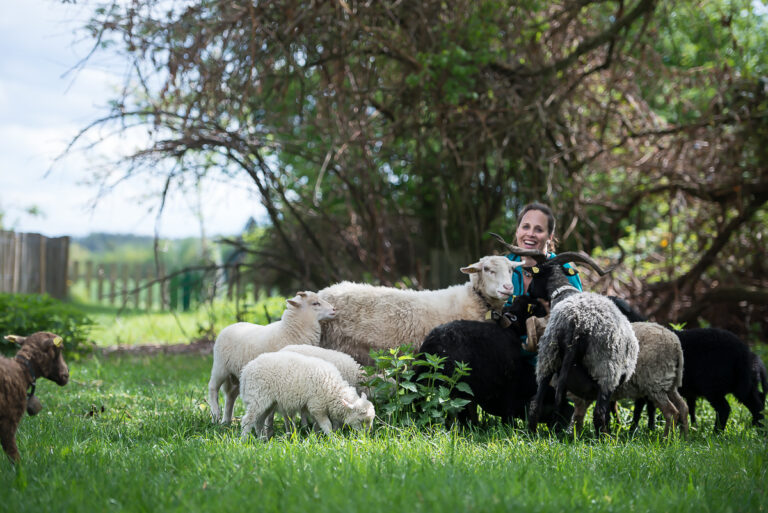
[362,345,472,428]
[0,293,94,355]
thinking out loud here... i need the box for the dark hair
[517,202,558,252]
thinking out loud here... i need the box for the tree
[68,0,767,338]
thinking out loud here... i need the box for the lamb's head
[286,291,337,321]
[340,392,376,431]
[460,255,520,307]
[5,331,69,386]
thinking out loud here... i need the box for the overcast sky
[0,1,264,239]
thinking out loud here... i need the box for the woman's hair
[517,202,558,252]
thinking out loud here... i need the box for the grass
[74,296,288,347]
[2,352,767,513]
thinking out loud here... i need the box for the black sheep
[632,327,767,432]
[417,295,572,428]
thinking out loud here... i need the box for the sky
[0,1,265,239]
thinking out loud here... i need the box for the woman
[505,202,583,355]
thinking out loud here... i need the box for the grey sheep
[490,233,639,434]
[569,322,689,437]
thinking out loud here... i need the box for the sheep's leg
[241,402,274,440]
[222,376,239,424]
[0,421,20,463]
[668,389,689,438]
[651,395,679,438]
[528,373,555,433]
[630,398,646,430]
[207,374,224,423]
[593,389,613,435]
[309,409,333,435]
[706,395,731,432]
[734,386,765,427]
[685,395,698,425]
[570,396,589,434]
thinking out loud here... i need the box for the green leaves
[362,345,473,428]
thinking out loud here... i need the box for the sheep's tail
[756,356,768,399]
[675,344,685,389]
[554,323,577,407]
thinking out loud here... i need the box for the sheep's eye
[313,302,320,306]
[483,267,494,274]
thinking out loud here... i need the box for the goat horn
[488,232,548,263]
[3,334,23,345]
[546,252,615,275]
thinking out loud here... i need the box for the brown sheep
[0,332,70,462]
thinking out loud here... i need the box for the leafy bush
[0,293,94,355]
[362,345,473,428]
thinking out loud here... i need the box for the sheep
[632,327,767,432]
[566,322,688,437]
[239,351,376,439]
[416,295,573,429]
[0,332,69,462]
[207,291,336,424]
[489,233,638,435]
[317,255,522,365]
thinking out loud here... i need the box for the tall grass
[2,353,766,513]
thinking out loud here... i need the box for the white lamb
[240,351,375,439]
[318,255,521,365]
[207,291,336,423]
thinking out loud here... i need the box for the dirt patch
[99,337,215,357]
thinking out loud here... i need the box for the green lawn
[2,353,766,513]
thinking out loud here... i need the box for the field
[2,349,767,513]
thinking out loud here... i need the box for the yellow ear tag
[485,310,493,320]
[567,268,576,275]
[53,336,63,348]
[531,266,539,274]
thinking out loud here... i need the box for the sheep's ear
[4,334,24,345]
[296,291,307,297]
[286,298,300,308]
[341,398,354,409]
[360,393,367,402]
[460,262,481,274]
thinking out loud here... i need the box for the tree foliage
[70,0,768,338]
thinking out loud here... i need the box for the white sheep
[318,255,521,365]
[207,291,336,423]
[239,351,375,439]
[565,322,689,438]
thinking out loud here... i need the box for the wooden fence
[0,230,70,299]
[68,260,262,311]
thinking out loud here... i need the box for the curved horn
[547,252,615,276]
[488,232,547,263]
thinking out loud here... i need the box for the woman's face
[515,209,552,253]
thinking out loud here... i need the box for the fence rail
[0,230,70,299]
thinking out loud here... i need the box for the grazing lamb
[490,233,638,435]
[207,291,336,423]
[417,295,572,429]
[239,351,375,439]
[632,327,767,432]
[567,322,688,437]
[317,255,522,365]
[1,332,69,462]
